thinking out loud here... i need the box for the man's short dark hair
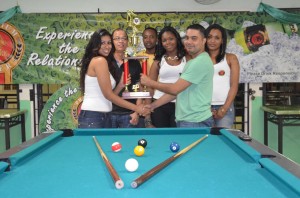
[186,24,205,37]
[143,27,158,36]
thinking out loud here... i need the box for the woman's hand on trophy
[119,72,131,88]
[140,74,152,87]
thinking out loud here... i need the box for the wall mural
[1,11,299,131]
[0,11,299,85]
[39,83,82,132]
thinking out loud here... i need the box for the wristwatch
[144,118,152,127]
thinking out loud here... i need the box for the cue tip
[131,181,138,188]
[116,180,124,189]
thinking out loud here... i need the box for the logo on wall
[244,24,270,53]
[0,22,25,84]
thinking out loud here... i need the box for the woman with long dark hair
[78,29,148,128]
[145,26,188,127]
[205,24,240,128]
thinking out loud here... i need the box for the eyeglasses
[113,37,128,41]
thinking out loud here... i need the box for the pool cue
[131,134,208,188]
[92,136,124,189]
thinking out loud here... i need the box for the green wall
[251,96,300,164]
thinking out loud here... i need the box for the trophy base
[122,91,152,99]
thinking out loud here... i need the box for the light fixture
[194,0,221,5]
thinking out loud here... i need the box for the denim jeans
[211,103,235,128]
[78,110,111,128]
[110,113,142,128]
[176,116,214,128]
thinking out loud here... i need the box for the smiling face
[142,29,157,53]
[112,29,128,53]
[98,35,112,57]
[161,31,177,53]
[206,29,223,52]
[184,29,206,58]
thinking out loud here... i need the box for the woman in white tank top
[78,29,150,128]
[205,24,240,128]
[144,26,189,128]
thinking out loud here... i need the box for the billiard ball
[170,142,180,152]
[138,139,147,148]
[134,145,145,156]
[111,142,122,152]
[125,158,139,172]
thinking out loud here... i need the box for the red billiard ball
[134,145,145,156]
[111,142,122,152]
[170,142,180,152]
[138,139,147,148]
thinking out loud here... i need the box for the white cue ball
[125,158,139,172]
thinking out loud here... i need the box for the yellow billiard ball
[134,145,145,156]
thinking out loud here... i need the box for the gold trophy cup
[122,10,151,99]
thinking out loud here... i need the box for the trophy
[122,10,151,99]
[126,10,140,56]
[122,54,151,99]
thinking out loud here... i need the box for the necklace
[164,55,179,61]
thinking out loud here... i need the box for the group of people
[78,23,240,129]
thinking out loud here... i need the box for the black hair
[143,27,158,37]
[79,29,116,94]
[186,24,206,37]
[205,24,227,64]
[154,26,185,61]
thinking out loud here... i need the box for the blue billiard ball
[170,142,180,152]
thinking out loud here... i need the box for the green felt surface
[0,128,299,198]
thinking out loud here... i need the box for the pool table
[0,128,300,198]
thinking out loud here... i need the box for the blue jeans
[78,110,111,128]
[176,116,214,128]
[211,103,235,128]
[110,113,142,128]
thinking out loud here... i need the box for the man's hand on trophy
[140,74,153,87]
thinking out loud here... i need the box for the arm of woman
[147,60,160,95]
[216,53,240,117]
[92,57,150,116]
[143,60,160,127]
[113,73,131,95]
[129,98,142,125]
